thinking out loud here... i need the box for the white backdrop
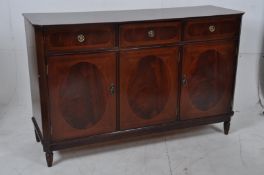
[0,0,264,114]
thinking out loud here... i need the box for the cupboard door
[120,47,179,130]
[180,41,236,120]
[48,52,116,141]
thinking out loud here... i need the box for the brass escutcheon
[209,25,216,32]
[77,34,85,43]
[148,30,155,38]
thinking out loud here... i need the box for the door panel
[120,47,179,130]
[180,41,236,120]
[48,52,116,141]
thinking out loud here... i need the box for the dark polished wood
[45,151,53,167]
[24,20,43,133]
[224,119,231,135]
[183,16,241,41]
[120,47,179,129]
[25,20,51,154]
[45,24,116,52]
[48,52,117,141]
[120,21,181,48]
[32,117,44,145]
[34,129,40,142]
[180,40,237,120]
[24,6,244,167]
[32,113,233,151]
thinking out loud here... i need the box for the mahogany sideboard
[23,5,244,167]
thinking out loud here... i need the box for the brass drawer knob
[148,30,155,38]
[209,25,216,32]
[77,34,85,43]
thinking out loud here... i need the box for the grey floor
[0,104,264,175]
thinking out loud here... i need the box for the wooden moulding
[33,111,233,151]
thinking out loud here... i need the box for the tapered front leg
[45,151,53,167]
[224,119,231,135]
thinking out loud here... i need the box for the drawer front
[45,24,116,51]
[120,21,181,48]
[184,16,240,41]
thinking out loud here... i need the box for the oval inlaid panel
[59,62,106,129]
[188,50,226,111]
[127,56,170,119]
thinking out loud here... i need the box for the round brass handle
[209,25,216,33]
[77,34,85,43]
[148,30,155,38]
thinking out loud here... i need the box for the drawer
[183,16,240,41]
[45,24,116,51]
[120,21,181,48]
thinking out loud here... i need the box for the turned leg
[45,151,53,167]
[34,129,40,142]
[224,119,231,135]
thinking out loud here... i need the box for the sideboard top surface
[23,5,244,26]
